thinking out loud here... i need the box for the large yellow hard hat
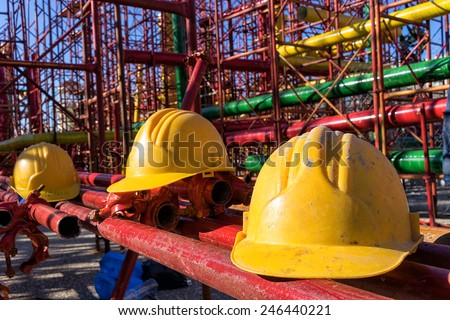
[108,108,234,193]
[10,142,80,202]
[231,126,422,279]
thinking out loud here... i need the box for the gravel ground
[1,183,449,300]
[1,229,233,300]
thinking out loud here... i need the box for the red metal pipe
[0,64,10,140]
[124,50,186,66]
[0,59,96,72]
[181,55,209,112]
[0,208,13,229]
[0,190,18,203]
[96,0,189,17]
[420,104,436,226]
[200,225,450,299]
[97,217,387,299]
[78,172,124,188]
[124,49,271,72]
[0,176,9,184]
[225,98,446,144]
[56,201,99,235]
[79,188,108,209]
[340,261,450,299]
[55,202,93,223]
[28,204,80,239]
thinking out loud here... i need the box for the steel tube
[78,189,108,209]
[97,218,387,299]
[96,0,188,17]
[181,57,209,112]
[224,98,446,144]
[28,204,80,239]
[0,190,18,203]
[56,201,99,235]
[199,225,450,299]
[124,49,271,72]
[202,57,450,120]
[0,131,137,153]
[0,59,96,71]
[78,172,124,188]
[0,209,13,229]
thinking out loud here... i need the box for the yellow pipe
[279,0,450,57]
[297,6,364,27]
[281,55,372,72]
[134,67,144,123]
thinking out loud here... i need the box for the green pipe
[0,131,137,153]
[244,155,268,173]
[202,56,450,119]
[389,149,443,174]
[244,149,443,174]
[172,14,188,108]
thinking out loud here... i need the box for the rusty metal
[224,98,447,144]
[420,104,437,226]
[199,224,450,299]
[28,204,80,239]
[79,188,108,209]
[0,202,17,234]
[181,52,210,113]
[0,59,96,71]
[97,217,387,299]
[0,190,18,203]
[55,202,99,236]
[168,175,232,218]
[114,4,131,159]
[78,172,124,188]
[97,0,189,17]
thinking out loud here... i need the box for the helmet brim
[10,183,80,202]
[231,231,423,279]
[107,167,235,193]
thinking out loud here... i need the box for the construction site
[0,0,450,301]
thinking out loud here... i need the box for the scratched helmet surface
[108,108,234,193]
[10,142,80,202]
[231,126,423,279]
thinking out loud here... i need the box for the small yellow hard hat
[108,108,234,193]
[10,142,80,202]
[231,126,423,279]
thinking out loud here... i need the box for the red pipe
[224,98,446,144]
[181,56,209,113]
[0,59,96,72]
[78,172,124,188]
[56,202,99,235]
[96,0,189,17]
[0,176,10,184]
[79,188,108,209]
[97,217,387,299]
[199,225,450,299]
[0,64,10,141]
[0,190,18,203]
[124,50,186,66]
[123,49,272,73]
[28,204,80,239]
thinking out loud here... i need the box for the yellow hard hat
[10,142,80,202]
[231,126,422,279]
[108,108,234,193]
